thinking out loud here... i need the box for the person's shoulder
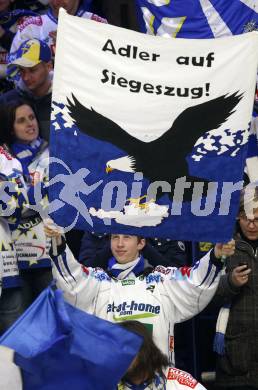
[152,264,177,276]
[16,14,45,33]
[0,145,22,177]
[81,264,110,277]
[81,11,108,24]
[30,141,49,169]
[0,88,20,104]
[39,140,49,153]
[137,265,172,283]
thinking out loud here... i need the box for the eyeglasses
[238,214,258,227]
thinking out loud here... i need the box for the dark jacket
[78,232,188,268]
[142,238,188,267]
[215,233,258,388]
[0,86,52,141]
[78,232,111,268]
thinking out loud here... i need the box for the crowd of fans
[0,1,257,390]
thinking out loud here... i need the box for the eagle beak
[106,166,113,174]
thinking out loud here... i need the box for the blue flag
[0,287,142,390]
[135,0,258,38]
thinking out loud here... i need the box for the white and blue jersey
[10,5,107,57]
[118,367,207,389]
[0,146,27,291]
[0,219,20,290]
[51,243,222,364]
[11,143,51,270]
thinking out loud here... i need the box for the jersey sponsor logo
[146,284,155,293]
[0,146,13,160]
[107,300,161,321]
[121,279,135,286]
[16,244,45,264]
[94,271,111,282]
[94,271,111,281]
[179,266,191,278]
[154,265,172,275]
[82,267,111,281]
[91,14,107,24]
[145,274,163,284]
[18,16,42,31]
[3,252,19,277]
[0,241,14,251]
[199,242,213,253]
[178,240,185,251]
[17,216,41,230]
[167,368,198,388]
[81,265,89,275]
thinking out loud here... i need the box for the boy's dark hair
[110,234,145,242]
[119,320,168,384]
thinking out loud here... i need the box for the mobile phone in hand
[238,262,248,269]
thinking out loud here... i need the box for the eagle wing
[66,94,144,154]
[151,92,243,154]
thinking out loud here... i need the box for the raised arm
[44,222,108,312]
[159,240,235,322]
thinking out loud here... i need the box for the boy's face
[110,234,145,264]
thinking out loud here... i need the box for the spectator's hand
[43,218,63,245]
[230,264,251,287]
[30,171,41,186]
[49,30,57,55]
[214,239,235,259]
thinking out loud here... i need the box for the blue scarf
[11,137,43,179]
[108,255,145,279]
[213,303,231,355]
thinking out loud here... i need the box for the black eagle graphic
[66,93,242,202]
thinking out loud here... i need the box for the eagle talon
[126,195,155,212]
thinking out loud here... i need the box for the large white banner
[49,9,258,241]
